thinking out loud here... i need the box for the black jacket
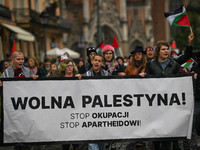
[146,58,181,77]
[172,44,193,65]
[79,61,92,74]
[191,63,200,101]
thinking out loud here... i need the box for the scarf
[135,61,142,68]
[30,67,37,75]
[105,61,117,73]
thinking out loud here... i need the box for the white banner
[2,76,194,144]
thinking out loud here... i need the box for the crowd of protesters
[0,32,200,150]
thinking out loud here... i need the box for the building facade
[65,0,192,60]
[0,0,72,61]
[0,0,192,61]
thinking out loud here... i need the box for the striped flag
[96,41,105,54]
[170,41,177,51]
[181,58,195,70]
[112,35,123,56]
[112,35,119,53]
[164,5,190,27]
[11,39,16,55]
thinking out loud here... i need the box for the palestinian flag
[164,5,190,27]
[96,41,105,53]
[181,58,195,70]
[112,35,119,52]
[170,41,177,51]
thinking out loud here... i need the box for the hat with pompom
[102,45,115,54]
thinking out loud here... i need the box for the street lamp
[39,10,49,58]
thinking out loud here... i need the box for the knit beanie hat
[102,45,115,54]
[87,47,96,57]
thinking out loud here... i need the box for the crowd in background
[1,32,200,150]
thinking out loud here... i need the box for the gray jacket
[83,68,112,77]
[0,65,33,78]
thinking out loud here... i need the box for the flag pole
[119,47,123,56]
[190,26,193,33]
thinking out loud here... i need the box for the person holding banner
[50,58,81,150]
[102,45,125,76]
[28,56,46,77]
[146,40,181,78]
[83,54,111,150]
[79,47,97,74]
[124,46,147,77]
[50,59,81,80]
[0,51,38,80]
[83,54,111,77]
[145,40,181,150]
[0,50,38,150]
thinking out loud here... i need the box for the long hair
[59,59,78,77]
[103,51,116,67]
[3,60,12,71]
[154,40,170,59]
[130,53,147,69]
[28,56,39,69]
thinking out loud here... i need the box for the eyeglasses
[66,65,73,68]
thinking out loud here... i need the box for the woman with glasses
[124,46,147,77]
[51,59,81,79]
[50,58,81,150]
[102,45,125,76]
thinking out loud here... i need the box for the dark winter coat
[172,44,193,65]
[146,58,181,77]
[191,63,200,101]
[79,61,92,74]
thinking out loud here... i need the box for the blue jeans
[88,143,105,150]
